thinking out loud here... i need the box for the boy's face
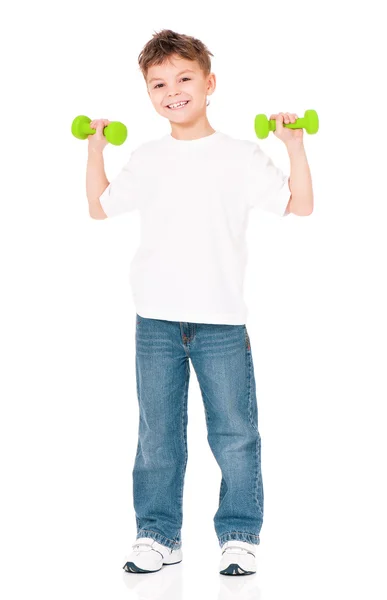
[146,54,216,123]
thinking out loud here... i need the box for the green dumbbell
[71,115,128,146]
[254,109,319,139]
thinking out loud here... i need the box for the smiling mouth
[166,101,190,110]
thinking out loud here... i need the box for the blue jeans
[132,314,263,550]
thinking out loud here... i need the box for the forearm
[86,148,109,215]
[286,142,314,215]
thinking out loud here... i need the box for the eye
[154,77,191,89]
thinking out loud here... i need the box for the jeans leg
[189,322,263,548]
[132,314,190,551]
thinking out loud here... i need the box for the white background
[1,1,386,599]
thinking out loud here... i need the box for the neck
[169,114,215,141]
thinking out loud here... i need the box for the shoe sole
[123,558,182,573]
[220,562,255,575]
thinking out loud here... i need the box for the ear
[207,72,216,94]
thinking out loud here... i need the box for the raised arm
[86,147,109,219]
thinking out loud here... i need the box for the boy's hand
[270,112,304,146]
[88,118,111,152]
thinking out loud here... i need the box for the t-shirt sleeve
[99,150,142,218]
[245,144,291,217]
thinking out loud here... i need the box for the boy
[86,29,314,576]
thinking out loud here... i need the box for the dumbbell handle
[268,116,306,132]
[79,122,108,136]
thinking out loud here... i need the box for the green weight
[254,109,319,139]
[71,115,128,146]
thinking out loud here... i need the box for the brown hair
[138,29,214,83]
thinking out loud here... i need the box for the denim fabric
[132,314,263,550]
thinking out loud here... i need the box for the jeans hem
[136,529,181,550]
[218,531,260,548]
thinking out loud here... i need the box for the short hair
[138,29,214,83]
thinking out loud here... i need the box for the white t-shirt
[99,130,291,325]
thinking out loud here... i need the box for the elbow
[304,201,314,216]
[89,212,108,220]
[88,200,108,219]
[300,207,313,216]
[292,197,314,216]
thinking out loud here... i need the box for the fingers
[87,118,112,147]
[282,113,297,124]
[90,118,111,130]
[277,114,284,131]
[270,113,298,123]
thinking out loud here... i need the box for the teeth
[168,101,188,109]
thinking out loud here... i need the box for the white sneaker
[123,537,183,573]
[219,540,257,575]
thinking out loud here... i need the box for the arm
[86,148,109,219]
[285,142,314,216]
